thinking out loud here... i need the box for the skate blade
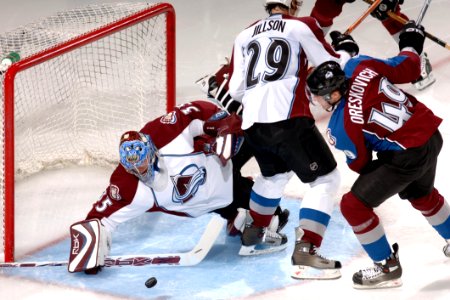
[238,243,287,256]
[353,278,402,289]
[413,74,436,90]
[291,265,341,280]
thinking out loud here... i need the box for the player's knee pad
[68,219,112,273]
[309,168,341,195]
[302,168,341,214]
[253,172,290,199]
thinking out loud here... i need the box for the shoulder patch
[160,111,177,124]
[109,184,122,201]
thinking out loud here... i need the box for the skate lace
[360,264,383,279]
[310,245,330,260]
[265,230,281,241]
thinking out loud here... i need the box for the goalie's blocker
[203,110,244,166]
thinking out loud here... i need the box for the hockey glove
[399,21,425,55]
[370,0,403,21]
[204,133,244,166]
[203,111,243,137]
[330,31,359,57]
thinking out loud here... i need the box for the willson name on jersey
[252,19,286,37]
[347,67,378,125]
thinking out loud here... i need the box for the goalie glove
[205,133,244,166]
[203,110,243,137]
[68,219,112,274]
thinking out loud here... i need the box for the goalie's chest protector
[151,153,233,217]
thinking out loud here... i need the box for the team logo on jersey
[160,111,177,124]
[326,128,336,146]
[344,150,356,160]
[109,184,122,201]
[170,164,207,204]
[310,162,318,171]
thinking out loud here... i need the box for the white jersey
[85,101,233,231]
[229,14,349,130]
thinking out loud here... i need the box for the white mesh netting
[0,2,173,260]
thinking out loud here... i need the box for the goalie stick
[0,215,225,268]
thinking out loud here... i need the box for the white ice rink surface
[1,0,450,299]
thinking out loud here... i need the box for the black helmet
[307,61,346,97]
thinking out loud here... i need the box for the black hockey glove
[370,0,404,21]
[398,21,425,55]
[330,31,359,57]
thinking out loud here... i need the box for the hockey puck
[145,277,157,288]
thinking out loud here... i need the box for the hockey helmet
[119,131,159,185]
[306,61,347,99]
[265,0,302,7]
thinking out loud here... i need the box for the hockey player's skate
[227,208,290,236]
[239,223,288,256]
[268,208,290,233]
[412,52,436,90]
[353,243,402,289]
[291,227,341,280]
[443,240,450,257]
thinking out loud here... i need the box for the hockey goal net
[0,2,175,262]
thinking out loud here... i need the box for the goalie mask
[119,131,159,185]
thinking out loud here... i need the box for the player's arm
[332,110,372,174]
[367,21,424,84]
[310,0,355,35]
[228,43,246,102]
[296,17,350,68]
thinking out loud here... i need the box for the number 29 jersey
[229,13,343,130]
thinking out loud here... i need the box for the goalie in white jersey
[228,0,359,279]
[68,100,289,274]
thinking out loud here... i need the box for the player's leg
[214,171,290,237]
[341,191,402,289]
[310,0,353,35]
[237,124,292,255]
[344,136,442,288]
[277,118,342,279]
[379,3,435,90]
[68,219,112,274]
[400,131,450,257]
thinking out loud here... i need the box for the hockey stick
[415,0,432,26]
[362,0,450,50]
[0,215,225,268]
[344,0,383,34]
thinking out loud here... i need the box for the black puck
[145,276,157,288]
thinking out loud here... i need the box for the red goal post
[1,3,176,262]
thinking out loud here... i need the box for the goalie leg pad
[68,219,111,273]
